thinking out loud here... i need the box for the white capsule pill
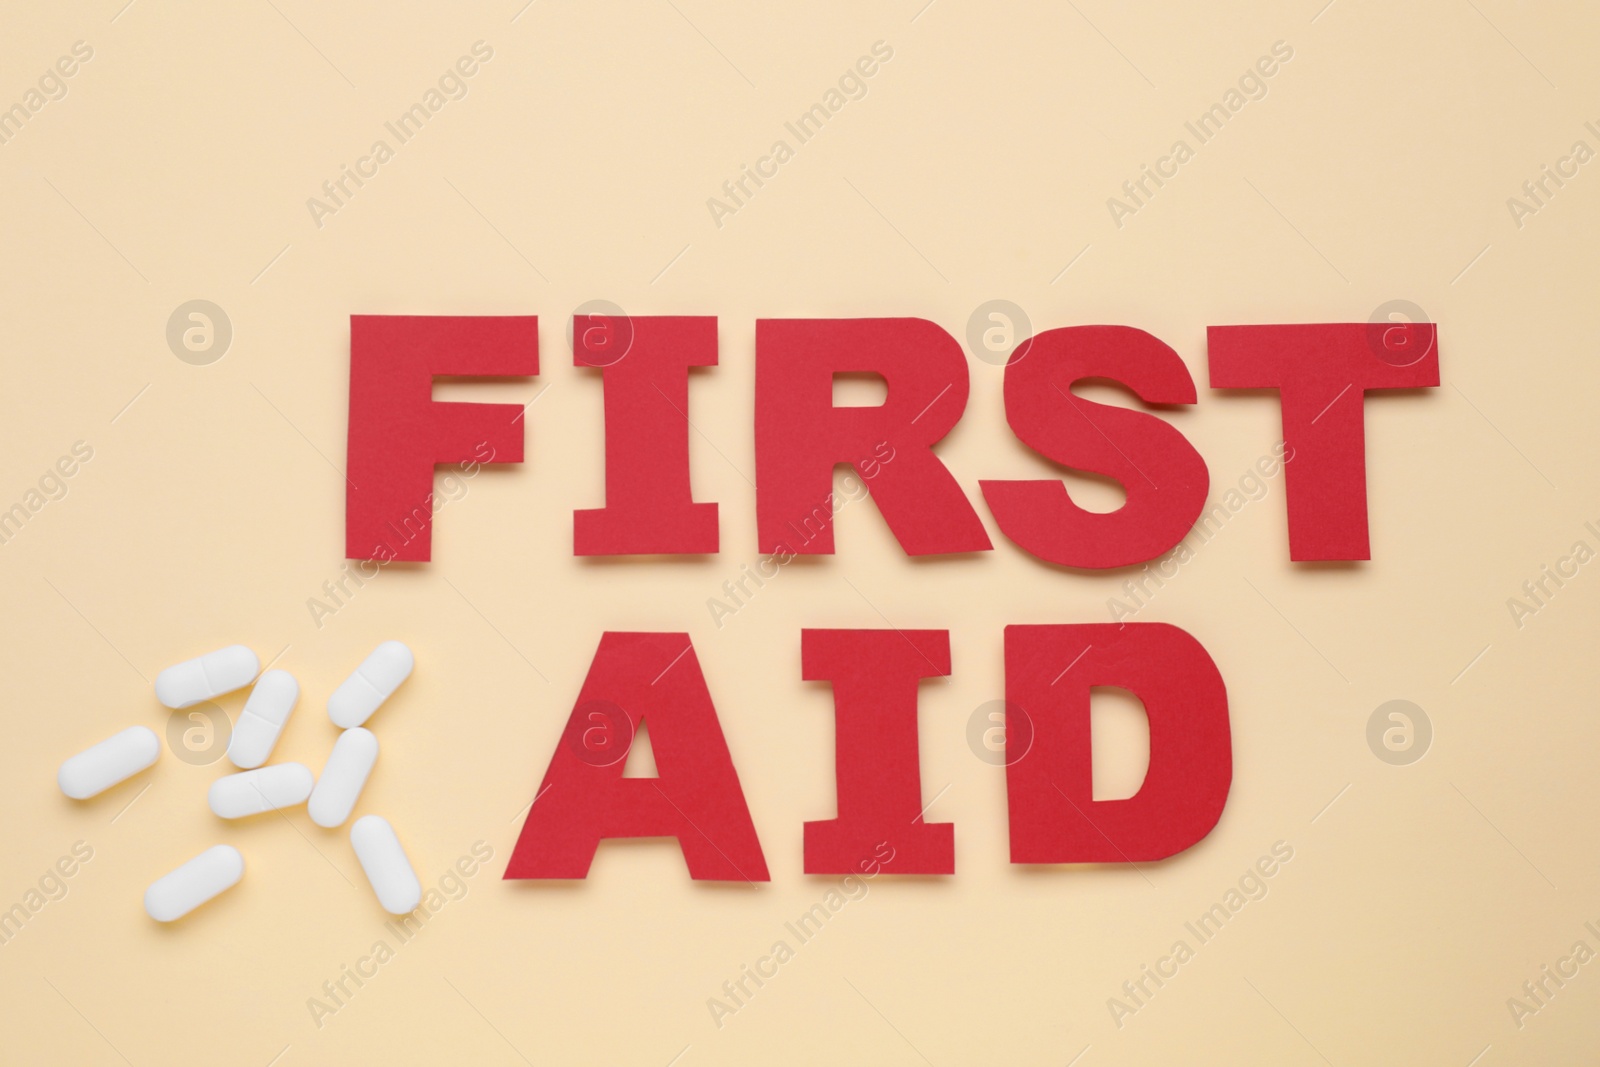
[351,815,422,914]
[58,726,160,800]
[208,763,314,819]
[154,645,260,709]
[328,641,414,728]
[144,845,244,922]
[308,728,378,828]
[226,670,299,769]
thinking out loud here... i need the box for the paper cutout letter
[346,315,536,561]
[979,326,1209,568]
[1207,322,1440,560]
[574,316,720,555]
[755,318,993,556]
[504,632,769,881]
[802,628,954,875]
[1006,623,1230,863]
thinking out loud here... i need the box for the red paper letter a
[504,632,770,882]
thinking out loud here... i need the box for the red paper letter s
[979,325,1209,569]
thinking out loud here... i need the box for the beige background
[2,0,1596,1063]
